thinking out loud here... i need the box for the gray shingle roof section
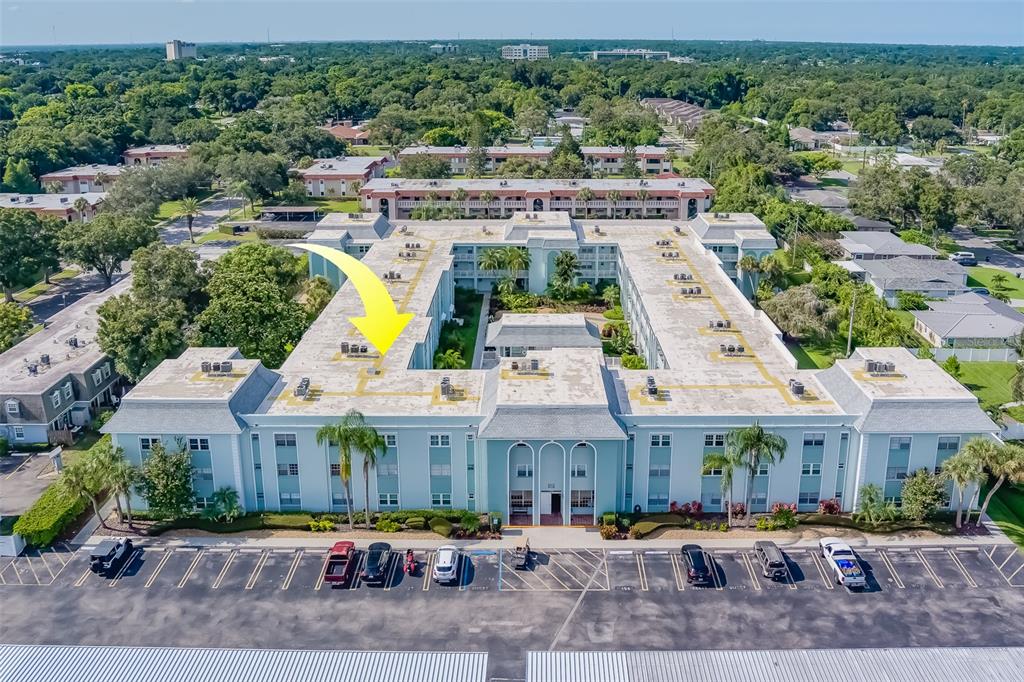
[0,645,488,682]
[838,231,937,258]
[485,314,602,349]
[855,401,999,433]
[478,406,626,440]
[101,403,249,435]
[857,256,968,291]
[913,292,1024,340]
[527,648,1024,682]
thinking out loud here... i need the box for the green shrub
[0,437,8,457]
[429,516,453,537]
[375,519,401,533]
[460,511,481,534]
[599,524,618,540]
[263,513,316,529]
[308,518,335,532]
[12,481,86,546]
[772,507,798,529]
[92,410,115,430]
[603,306,624,320]
[150,514,264,535]
[601,512,617,526]
[620,354,647,369]
[405,516,426,530]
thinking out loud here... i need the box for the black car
[680,544,712,585]
[360,542,392,584]
[89,538,134,576]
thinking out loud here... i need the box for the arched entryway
[538,442,566,525]
[378,197,390,218]
[507,442,535,526]
[687,198,698,219]
[569,442,597,525]
[532,198,544,212]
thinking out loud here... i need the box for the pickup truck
[818,537,866,589]
[323,541,356,586]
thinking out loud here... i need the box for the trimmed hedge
[12,482,87,546]
[406,516,426,530]
[429,517,453,537]
[149,514,264,535]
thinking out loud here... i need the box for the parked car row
[680,539,866,590]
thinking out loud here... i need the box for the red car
[322,541,357,586]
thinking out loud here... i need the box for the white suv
[432,545,460,585]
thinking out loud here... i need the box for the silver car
[431,545,460,584]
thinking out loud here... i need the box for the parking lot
[2,542,1023,680]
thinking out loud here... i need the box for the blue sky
[2,0,1022,47]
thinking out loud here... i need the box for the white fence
[915,347,1018,363]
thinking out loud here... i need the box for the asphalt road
[2,543,1022,680]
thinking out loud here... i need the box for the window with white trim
[937,436,960,452]
[92,369,103,386]
[430,463,452,476]
[331,493,348,507]
[570,490,594,507]
[50,392,61,408]
[280,492,301,506]
[571,463,587,478]
[139,436,159,451]
[378,463,399,476]
[4,399,19,416]
[384,434,397,447]
[195,496,212,509]
[755,463,770,476]
[379,493,399,506]
[704,433,725,447]
[801,462,822,476]
[886,466,908,480]
[515,463,533,478]
[62,382,73,400]
[274,433,296,447]
[650,434,671,447]
[705,465,724,476]
[193,467,213,481]
[649,465,671,478]
[798,492,819,506]
[188,437,210,451]
[330,463,341,476]
[510,490,532,509]
[102,363,111,379]
[431,493,451,507]
[647,493,669,507]
[803,432,825,447]
[429,434,451,447]
[13,426,24,440]
[277,463,299,476]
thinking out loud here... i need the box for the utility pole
[846,285,857,358]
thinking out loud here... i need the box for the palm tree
[738,254,761,295]
[61,460,107,529]
[94,172,112,190]
[853,483,898,526]
[73,197,90,223]
[231,180,259,215]
[726,423,788,526]
[606,190,621,218]
[636,189,650,219]
[479,191,495,219]
[702,448,744,526]
[354,419,386,530]
[601,283,621,308]
[759,253,785,288]
[451,187,468,218]
[502,246,530,274]
[435,348,464,369]
[1011,362,1024,402]
[553,250,579,287]
[93,440,139,527]
[176,196,202,243]
[575,187,595,219]
[975,441,1024,526]
[496,275,517,296]
[941,449,983,529]
[479,248,504,274]
[315,409,366,530]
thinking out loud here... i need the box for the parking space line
[809,553,834,589]
[741,552,761,591]
[422,552,434,591]
[636,554,648,591]
[998,548,1017,570]
[710,557,724,591]
[670,554,685,591]
[983,547,1018,587]
[1007,562,1024,584]
[25,555,42,585]
[73,565,92,588]
[916,550,944,588]
[281,551,303,590]
[571,550,609,588]
[985,545,998,559]
[109,549,142,587]
[349,554,365,590]
[385,555,400,591]
[458,554,471,592]
[547,555,588,589]
[212,552,235,589]
[177,550,205,589]
[314,553,329,590]
[244,551,268,590]
[36,550,56,580]
[877,550,904,589]
[537,559,573,591]
[948,550,978,588]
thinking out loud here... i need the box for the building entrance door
[551,492,562,515]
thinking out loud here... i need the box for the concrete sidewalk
[80,519,1016,552]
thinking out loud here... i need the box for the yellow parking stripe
[385,555,400,591]
[741,552,762,591]
[809,553,834,589]
[670,554,685,591]
[36,550,56,580]
[877,550,904,589]
[422,553,434,591]
[25,556,42,585]
[212,552,235,589]
[636,554,648,591]
[73,565,92,588]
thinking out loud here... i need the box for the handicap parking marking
[531,552,575,591]
[544,552,592,590]
[244,550,269,590]
[561,549,609,590]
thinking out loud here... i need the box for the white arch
[570,441,598,525]
[506,441,535,524]
[538,441,567,525]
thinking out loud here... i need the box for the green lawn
[196,229,258,245]
[967,267,1024,299]
[11,268,79,303]
[434,288,484,369]
[348,145,390,157]
[957,361,1016,412]
[155,189,216,221]
[983,482,1024,549]
[310,198,361,213]
[785,336,847,369]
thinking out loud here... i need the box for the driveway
[951,226,1024,273]
[0,450,60,516]
[159,196,242,245]
[26,271,130,322]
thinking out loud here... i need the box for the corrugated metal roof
[0,645,488,682]
[527,648,1024,682]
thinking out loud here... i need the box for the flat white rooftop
[0,192,106,210]
[362,178,713,193]
[298,156,386,177]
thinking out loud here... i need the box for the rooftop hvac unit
[511,361,519,370]
[884,361,896,373]
[340,342,350,353]
[737,345,745,354]
[720,344,727,353]
[40,354,50,365]
[723,320,731,329]
[211,362,222,373]
[27,364,38,376]
[68,336,78,348]
[360,345,368,354]
[201,361,212,373]
[728,345,736,354]
[865,359,877,373]
[399,226,407,233]
[790,380,805,396]
[530,359,539,371]
[220,361,232,373]
[646,376,658,396]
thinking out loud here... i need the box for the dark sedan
[360,542,393,585]
[681,544,713,586]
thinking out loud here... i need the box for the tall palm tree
[73,197,90,223]
[61,460,107,529]
[941,449,983,529]
[315,409,365,530]
[496,276,517,296]
[354,420,386,530]
[575,187,595,219]
[726,422,788,526]
[478,248,504,274]
[702,447,744,527]
[177,196,202,243]
[435,348,464,369]
[974,440,1024,525]
[738,254,761,295]
[759,253,785,288]
[231,180,258,215]
[479,191,495,219]
[451,187,468,218]
[553,250,579,291]
[93,438,138,526]
[606,190,621,218]
[502,246,530,274]
[636,189,650,219]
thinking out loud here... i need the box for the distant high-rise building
[501,44,549,61]
[165,40,197,61]
[429,43,459,55]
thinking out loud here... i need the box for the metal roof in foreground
[527,648,1024,682]
[0,645,488,682]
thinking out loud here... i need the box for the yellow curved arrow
[292,243,413,355]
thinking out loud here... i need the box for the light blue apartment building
[104,212,996,524]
